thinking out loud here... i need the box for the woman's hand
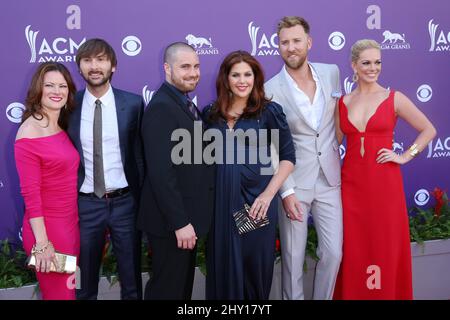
[249,191,275,221]
[33,241,57,273]
[376,148,407,165]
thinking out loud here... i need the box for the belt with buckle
[79,187,130,199]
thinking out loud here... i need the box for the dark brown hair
[23,62,76,130]
[76,38,117,80]
[209,50,270,122]
[277,16,310,36]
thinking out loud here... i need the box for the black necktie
[93,99,106,198]
[186,97,200,121]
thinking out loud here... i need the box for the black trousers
[144,233,197,300]
[76,192,142,300]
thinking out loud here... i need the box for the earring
[352,72,359,82]
[64,104,67,110]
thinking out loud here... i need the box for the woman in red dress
[333,39,436,299]
[14,62,80,300]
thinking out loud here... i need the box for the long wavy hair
[22,62,76,130]
[209,50,270,122]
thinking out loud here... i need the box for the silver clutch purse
[232,203,270,235]
[27,251,77,274]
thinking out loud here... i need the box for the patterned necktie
[186,97,200,121]
[93,99,106,198]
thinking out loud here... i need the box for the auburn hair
[23,62,76,130]
[209,50,270,122]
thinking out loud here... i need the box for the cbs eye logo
[122,36,142,56]
[416,84,432,103]
[414,188,430,206]
[328,32,346,51]
[6,102,25,123]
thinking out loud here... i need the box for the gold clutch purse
[27,251,77,274]
[232,203,270,235]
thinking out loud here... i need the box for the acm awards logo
[427,137,450,159]
[343,76,355,94]
[380,29,411,50]
[185,34,219,55]
[248,22,279,56]
[428,19,450,52]
[25,25,86,63]
[142,85,155,107]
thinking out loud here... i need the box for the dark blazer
[67,88,145,202]
[137,83,215,237]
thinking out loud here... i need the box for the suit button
[318,152,322,156]
[316,133,319,137]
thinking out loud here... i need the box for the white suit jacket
[265,62,342,192]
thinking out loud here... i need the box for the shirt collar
[164,81,189,106]
[85,84,114,108]
[283,62,320,89]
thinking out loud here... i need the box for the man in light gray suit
[265,16,342,300]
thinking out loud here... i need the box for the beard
[170,75,199,93]
[283,53,307,70]
[81,70,112,88]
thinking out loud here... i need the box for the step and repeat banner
[1,0,449,243]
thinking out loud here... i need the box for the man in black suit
[68,38,144,300]
[137,42,215,300]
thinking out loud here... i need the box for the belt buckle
[104,188,120,199]
[104,190,114,199]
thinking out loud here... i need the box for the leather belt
[79,186,130,199]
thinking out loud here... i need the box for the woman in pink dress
[14,62,80,300]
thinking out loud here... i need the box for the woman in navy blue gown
[204,51,295,300]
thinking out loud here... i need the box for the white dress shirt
[280,64,325,199]
[79,85,128,193]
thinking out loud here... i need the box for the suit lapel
[276,70,302,121]
[311,63,333,132]
[71,90,85,168]
[113,88,127,166]
[278,68,315,130]
[161,83,196,121]
[311,63,332,106]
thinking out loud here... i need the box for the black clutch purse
[233,203,270,235]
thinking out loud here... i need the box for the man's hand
[282,194,303,222]
[175,223,197,250]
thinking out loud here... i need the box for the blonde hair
[277,16,310,36]
[351,39,380,62]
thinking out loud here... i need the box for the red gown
[333,90,413,300]
[15,131,80,300]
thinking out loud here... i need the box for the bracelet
[409,143,420,158]
[31,240,53,255]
